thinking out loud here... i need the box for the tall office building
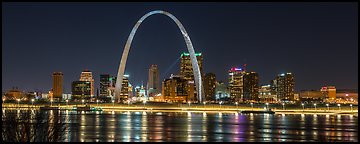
[180,52,203,81]
[52,72,63,101]
[272,73,295,101]
[79,69,95,96]
[120,75,129,102]
[228,67,245,102]
[71,81,91,101]
[204,73,216,101]
[100,74,110,97]
[180,52,202,101]
[147,64,160,97]
[243,72,259,102]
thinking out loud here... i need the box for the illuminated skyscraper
[147,64,160,97]
[180,52,203,81]
[243,72,259,102]
[120,75,129,102]
[272,73,295,102]
[180,52,202,101]
[52,72,63,101]
[100,74,110,97]
[204,73,216,101]
[228,67,245,102]
[79,69,94,96]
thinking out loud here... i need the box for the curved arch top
[115,10,204,103]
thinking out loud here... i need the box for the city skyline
[2,3,358,93]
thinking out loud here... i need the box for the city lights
[302,103,305,112]
[31,99,34,107]
[17,99,20,108]
[326,103,329,111]
[2,5,358,143]
[235,102,239,110]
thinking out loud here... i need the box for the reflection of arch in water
[115,10,204,103]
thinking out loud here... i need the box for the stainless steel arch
[115,10,204,103]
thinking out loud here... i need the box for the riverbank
[2,103,358,116]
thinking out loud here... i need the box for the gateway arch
[115,10,204,103]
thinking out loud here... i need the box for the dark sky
[2,2,358,93]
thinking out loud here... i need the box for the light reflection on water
[2,110,358,142]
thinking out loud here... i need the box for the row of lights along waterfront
[9,99,355,112]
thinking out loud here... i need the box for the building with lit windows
[71,81,91,101]
[243,72,259,102]
[79,69,95,96]
[52,72,63,101]
[228,67,245,102]
[180,52,203,81]
[162,74,194,103]
[258,85,277,103]
[271,73,295,102]
[119,75,130,102]
[100,74,110,97]
[204,73,216,101]
[147,64,160,97]
[321,86,336,100]
[180,52,202,101]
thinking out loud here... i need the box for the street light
[31,99,34,107]
[3,98,5,104]
[219,101,223,110]
[17,99,20,108]
[350,104,353,112]
[282,103,285,110]
[188,101,191,107]
[326,104,329,111]
[112,100,115,109]
[301,103,305,112]
[251,102,254,110]
[203,102,206,109]
[50,99,53,107]
[235,102,239,110]
[337,104,341,111]
[66,99,69,107]
[314,103,317,111]
[96,100,99,107]
[82,99,85,106]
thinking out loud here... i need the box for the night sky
[2,2,358,93]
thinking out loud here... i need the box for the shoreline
[2,104,358,116]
